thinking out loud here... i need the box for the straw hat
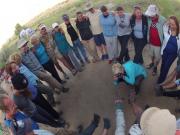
[140,107,176,135]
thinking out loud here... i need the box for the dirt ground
[39,43,180,135]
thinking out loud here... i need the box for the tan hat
[145,4,159,17]
[17,38,28,49]
[38,24,46,30]
[140,107,176,135]
[112,63,123,75]
[84,2,93,11]
[52,22,59,29]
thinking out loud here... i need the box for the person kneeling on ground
[112,60,147,95]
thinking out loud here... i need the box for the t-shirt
[86,10,102,35]
[34,43,50,65]
[76,18,93,40]
[134,20,143,39]
[54,32,71,55]
[4,111,39,135]
[13,95,36,116]
[164,36,178,54]
[66,23,79,42]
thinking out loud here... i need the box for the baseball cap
[52,23,59,29]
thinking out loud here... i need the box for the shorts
[149,44,161,61]
[93,33,106,46]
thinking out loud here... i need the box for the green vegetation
[0,0,180,68]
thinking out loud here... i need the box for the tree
[14,23,24,36]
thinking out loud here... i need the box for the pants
[73,38,88,62]
[34,70,63,90]
[118,35,130,63]
[42,60,62,84]
[158,52,177,84]
[32,91,59,119]
[36,82,55,104]
[163,90,180,98]
[79,122,97,135]
[104,36,119,60]
[133,38,146,64]
[81,38,99,60]
[68,49,82,71]
[31,105,59,127]
[134,75,144,94]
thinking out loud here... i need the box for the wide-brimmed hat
[140,107,176,135]
[17,38,28,49]
[145,4,159,17]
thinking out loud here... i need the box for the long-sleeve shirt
[115,13,132,36]
[123,61,147,85]
[99,13,117,37]
[21,50,44,73]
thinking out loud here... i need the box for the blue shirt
[21,50,44,72]
[123,61,147,85]
[4,111,39,132]
[34,43,50,64]
[54,32,71,55]
[100,13,117,37]
[28,84,38,100]
[19,64,38,86]
[164,35,178,54]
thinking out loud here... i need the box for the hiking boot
[155,85,164,96]
[152,67,157,76]
[146,63,154,69]
[92,113,100,127]
[62,87,69,93]
[64,73,69,80]
[103,118,111,129]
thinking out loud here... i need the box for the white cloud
[0,0,63,46]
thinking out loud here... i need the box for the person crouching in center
[112,60,147,96]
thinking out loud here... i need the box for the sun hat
[11,73,28,91]
[84,2,93,11]
[140,107,176,135]
[38,24,46,30]
[112,63,123,75]
[62,14,69,21]
[17,38,28,49]
[145,4,159,17]
[52,23,59,29]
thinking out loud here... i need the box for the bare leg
[162,82,177,89]
[161,69,177,86]
[101,129,108,135]
[58,57,73,71]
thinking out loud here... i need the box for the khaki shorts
[149,44,161,61]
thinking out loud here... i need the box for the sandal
[146,63,154,69]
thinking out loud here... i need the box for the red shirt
[149,17,161,46]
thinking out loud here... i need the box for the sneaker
[152,67,157,76]
[92,114,100,126]
[155,85,164,96]
[62,87,69,93]
[103,118,111,129]
[104,54,109,60]
[108,60,113,64]
[72,69,77,76]
[64,73,69,80]
[146,63,154,69]
[85,58,90,63]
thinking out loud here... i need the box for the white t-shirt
[86,10,103,35]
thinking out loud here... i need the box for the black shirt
[66,23,79,42]
[76,18,93,40]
